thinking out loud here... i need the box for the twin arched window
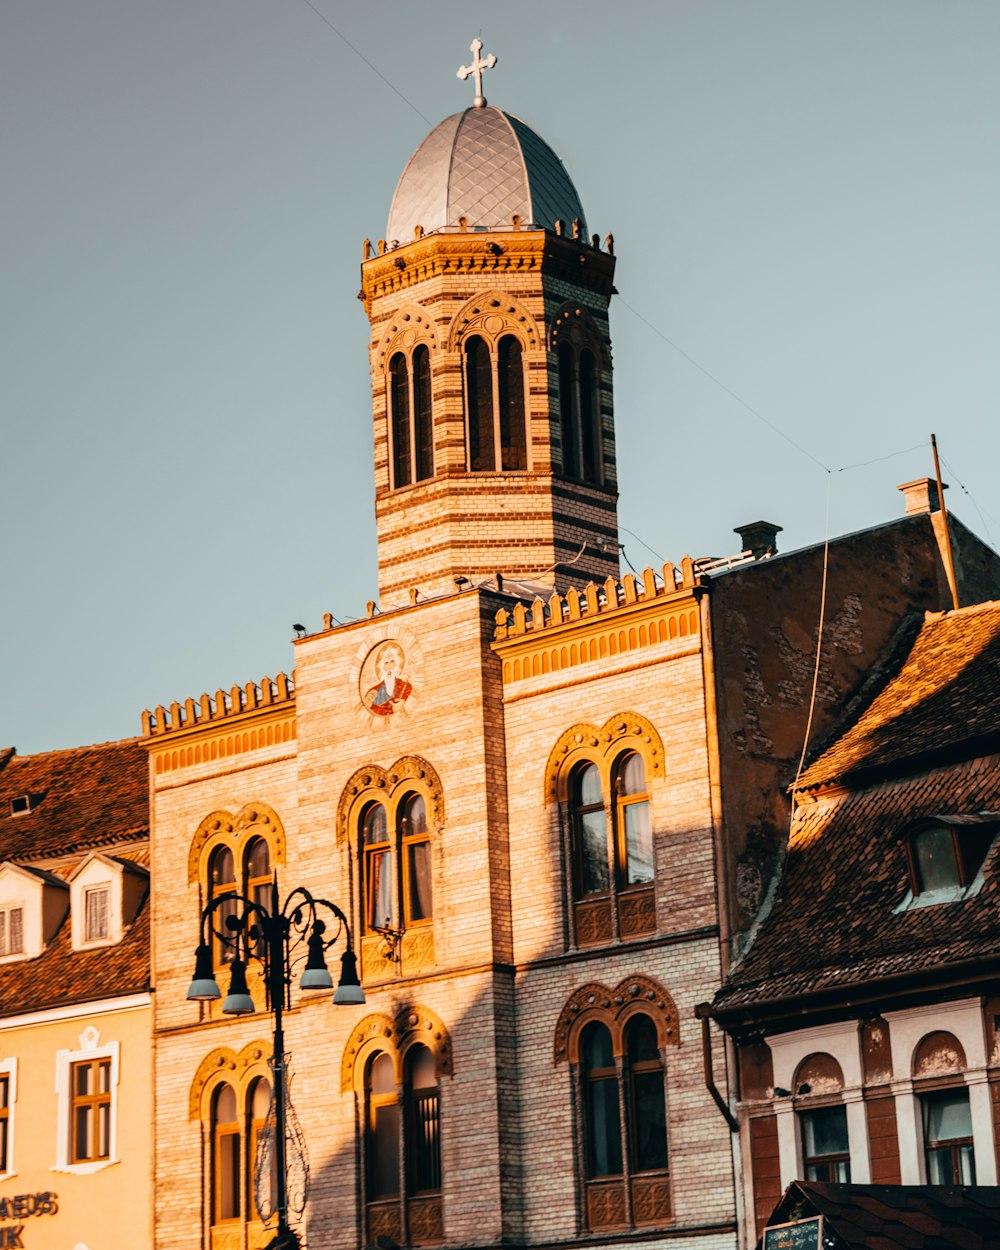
[464,335,527,472]
[362,794,433,934]
[365,1044,441,1244]
[570,751,654,940]
[580,1013,669,1229]
[208,837,273,965]
[558,341,601,483]
[211,1076,273,1227]
[389,345,433,488]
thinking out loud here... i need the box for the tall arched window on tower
[402,794,433,927]
[615,752,653,890]
[413,345,433,481]
[390,353,412,488]
[363,804,395,933]
[498,336,527,470]
[558,342,579,479]
[465,336,494,472]
[579,348,599,482]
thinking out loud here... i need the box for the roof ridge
[3,735,141,764]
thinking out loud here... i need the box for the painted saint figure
[365,642,413,716]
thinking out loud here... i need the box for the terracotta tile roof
[797,601,1000,790]
[0,737,150,1015]
[760,1182,1000,1250]
[0,902,150,1018]
[716,757,1000,1015]
[0,737,148,860]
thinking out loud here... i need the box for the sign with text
[0,1192,58,1248]
[763,1215,823,1250]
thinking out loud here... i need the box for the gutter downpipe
[695,1004,739,1133]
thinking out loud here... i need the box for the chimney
[897,477,947,516]
[734,520,782,560]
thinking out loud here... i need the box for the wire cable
[792,473,833,801]
[297,0,433,126]
[940,453,998,547]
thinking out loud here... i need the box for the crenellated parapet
[491,560,705,686]
[141,672,294,737]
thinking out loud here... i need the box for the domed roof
[386,105,587,242]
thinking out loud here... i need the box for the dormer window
[69,853,148,951]
[0,907,23,957]
[897,815,999,910]
[8,794,35,816]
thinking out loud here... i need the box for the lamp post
[187,878,364,1250]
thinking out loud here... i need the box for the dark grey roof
[386,107,586,240]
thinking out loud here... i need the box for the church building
[139,43,1000,1250]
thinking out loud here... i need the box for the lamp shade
[299,931,334,991]
[333,947,365,1005]
[187,944,222,1001]
[222,960,256,1015]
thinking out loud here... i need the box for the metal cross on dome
[457,37,497,108]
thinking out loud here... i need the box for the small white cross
[457,37,497,108]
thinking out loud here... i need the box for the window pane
[215,894,238,965]
[413,345,433,481]
[802,1106,849,1157]
[626,1015,660,1064]
[363,805,387,845]
[913,825,959,892]
[579,811,610,894]
[586,1077,623,1177]
[958,1143,976,1185]
[403,793,427,837]
[251,1078,272,1121]
[390,353,411,488]
[575,763,602,807]
[368,848,395,929]
[583,1023,615,1072]
[0,1076,7,1109]
[98,1101,110,1157]
[410,1089,441,1192]
[407,839,433,922]
[558,342,578,477]
[218,1130,241,1220]
[630,1070,668,1172]
[98,1059,111,1094]
[579,349,599,482]
[409,1045,436,1091]
[211,848,236,887]
[76,1063,93,1096]
[466,337,494,471]
[216,1084,238,1123]
[74,1105,92,1160]
[8,909,22,955]
[924,1089,973,1141]
[619,753,647,796]
[0,1117,7,1173]
[86,888,110,940]
[372,1102,401,1197]
[624,801,653,885]
[498,336,526,471]
[246,837,270,880]
[370,1053,395,1096]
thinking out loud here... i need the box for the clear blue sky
[3,1,998,754]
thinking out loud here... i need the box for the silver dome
[386,106,587,242]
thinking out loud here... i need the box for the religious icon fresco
[360,640,413,717]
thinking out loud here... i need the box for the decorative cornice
[543,712,666,804]
[187,801,287,884]
[188,1039,271,1119]
[554,974,680,1064]
[141,673,294,741]
[340,1004,453,1092]
[336,756,445,844]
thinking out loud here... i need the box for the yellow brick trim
[188,1039,272,1120]
[341,1004,453,1094]
[187,801,287,885]
[543,711,665,805]
[151,712,296,776]
[336,755,445,845]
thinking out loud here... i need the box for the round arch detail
[554,974,680,1064]
[543,711,665,804]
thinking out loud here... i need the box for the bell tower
[361,43,620,607]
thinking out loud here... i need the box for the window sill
[52,1158,117,1175]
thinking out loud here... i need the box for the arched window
[572,763,609,898]
[465,336,494,472]
[244,837,272,956]
[579,349,599,483]
[248,1077,275,1221]
[615,752,653,889]
[363,805,394,933]
[367,1052,400,1200]
[625,1015,667,1175]
[212,1083,241,1224]
[406,1044,440,1195]
[401,794,433,926]
[582,1022,622,1180]
[209,847,237,966]
[566,748,656,946]
[413,345,433,482]
[390,353,412,488]
[558,342,579,479]
[498,336,526,470]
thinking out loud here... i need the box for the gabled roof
[797,600,1000,791]
[760,1181,1000,1250]
[0,737,148,860]
[715,602,1000,1024]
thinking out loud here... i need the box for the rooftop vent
[734,520,782,560]
[897,476,947,516]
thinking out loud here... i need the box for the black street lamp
[187,879,364,1250]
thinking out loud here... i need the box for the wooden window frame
[401,794,433,929]
[0,1071,11,1176]
[212,1084,242,1226]
[83,885,110,942]
[69,1058,112,1164]
[920,1085,977,1185]
[363,803,395,935]
[799,1104,851,1182]
[0,906,23,958]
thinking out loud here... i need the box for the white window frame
[0,1059,16,1180]
[53,1027,120,1174]
[83,886,110,943]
